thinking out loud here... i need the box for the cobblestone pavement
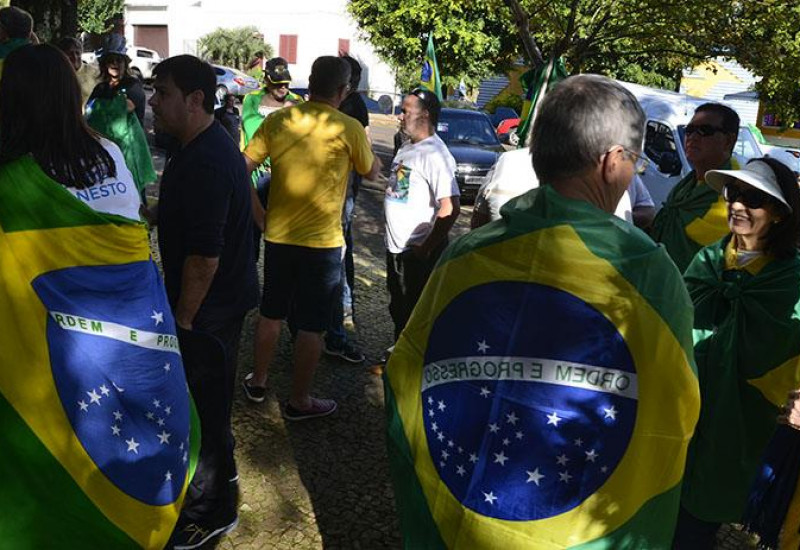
[176,186,473,550]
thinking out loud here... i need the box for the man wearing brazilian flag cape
[385,75,700,548]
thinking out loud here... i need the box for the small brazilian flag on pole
[420,34,443,100]
[0,156,199,548]
[385,186,701,548]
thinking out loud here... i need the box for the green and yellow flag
[0,157,199,548]
[682,236,800,524]
[420,34,443,100]
[385,186,700,548]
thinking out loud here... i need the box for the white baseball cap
[705,160,792,211]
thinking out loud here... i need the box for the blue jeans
[326,187,356,349]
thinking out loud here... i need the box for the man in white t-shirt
[384,88,460,340]
[471,148,655,229]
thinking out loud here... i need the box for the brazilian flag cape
[86,92,157,194]
[385,185,701,548]
[0,157,200,548]
[681,236,800,524]
[651,158,738,273]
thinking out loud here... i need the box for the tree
[729,1,800,123]
[77,0,123,35]
[197,26,272,71]
[11,0,77,42]
[347,0,736,92]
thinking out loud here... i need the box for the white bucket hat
[705,160,792,212]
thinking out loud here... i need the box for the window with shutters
[279,35,298,64]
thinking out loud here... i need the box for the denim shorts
[260,241,342,332]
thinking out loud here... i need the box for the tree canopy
[197,26,272,72]
[347,0,736,93]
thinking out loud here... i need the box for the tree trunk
[11,0,77,42]
[502,0,545,68]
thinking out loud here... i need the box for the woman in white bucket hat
[674,157,800,548]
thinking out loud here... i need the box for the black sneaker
[323,341,365,364]
[242,372,266,403]
[170,515,238,549]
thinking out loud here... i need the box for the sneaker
[170,515,238,550]
[242,372,266,403]
[282,397,337,421]
[323,341,365,364]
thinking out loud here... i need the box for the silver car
[212,65,259,100]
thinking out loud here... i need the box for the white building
[124,0,397,99]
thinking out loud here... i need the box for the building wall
[124,0,397,99]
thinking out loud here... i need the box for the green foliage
[197,27,272,71]
[348,0,732,93]
[77,0,123,35]
[484,92,523,114]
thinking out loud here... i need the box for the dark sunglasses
[722,183,772,209]
[685,124,727,137]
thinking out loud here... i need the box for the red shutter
[338,39,350,56]
[279,34,298,64]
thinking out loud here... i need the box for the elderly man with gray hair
[384,74,699,547]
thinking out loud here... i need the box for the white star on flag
[483,491,498,505]
[146,412,155,420]
[179,442,184,451]
[556,454,570,466]
[126,437,140,454]
[164,363,171,373]
[87,389,102,405]
[601,466,609,473]
[526,468,544,486]
[506,412,518,425]
[165,471,173,482]
[182,452,188,464]
[574,438,583,447]
[515,431,524,440]
[112,382,125,393]
[99,384,110,397]
[469,453,478,464]
[585,449,599,462]
[431,422,438,431]
[151,310,164,325]
[153,399,161,408]
[494,451,508,466]
[165,406,172,415]
[603,406,618,420]
[428,396,433,405]
[437,400,446,412]
[157,418,165,427]
[477,339,490,354]
[559,471,573,483]
[428,409,434,417]
[78,400,89,412]
[111,425,121,436]
[488,423,500,433]
[448,440,454,448]
[437,432,445,442]
[113,410,123,421]
[546,411,562,426]
[441,450,449,460]
[502,438,510,446]
[157,431,171,445]
[479,386,491,398]
[456,465,466,476]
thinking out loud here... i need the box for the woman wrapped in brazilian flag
[674,157,800,549]
[86,46,156,204]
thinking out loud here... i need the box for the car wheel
[508,130,520,146]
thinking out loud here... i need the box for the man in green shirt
[651,103,740,272]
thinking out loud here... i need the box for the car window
[734,127,759,161]
[645,121,681,174]
[214,68,225,76]
[137,49,154,59]
[437,113,500,146]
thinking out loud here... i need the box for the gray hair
[530,74,645,182]
[308,56,351,99]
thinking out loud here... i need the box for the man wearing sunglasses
[651,103,740,272]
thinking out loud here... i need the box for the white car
[81,45,161,81]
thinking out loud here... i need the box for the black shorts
[259,241,342,332]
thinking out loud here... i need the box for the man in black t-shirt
[322,56,370,363]
[148,55,258,549]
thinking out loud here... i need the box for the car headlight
[456,164,479,174]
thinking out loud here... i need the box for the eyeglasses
[685,124,728,137]
[622,148,650,174]
[722,182,772,209]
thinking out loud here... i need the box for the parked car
[435,108,504,200]
[213,65,259,100]
[496,117,521,145]
[81,46,161,81]
[759,143,800,175]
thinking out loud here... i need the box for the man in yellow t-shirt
[241,55,382,420]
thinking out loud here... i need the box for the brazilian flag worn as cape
[86,93,157,194]
[681,236,800,524]
[651,158,738,273]
[0,157,200,548]
[385,185,701,548]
